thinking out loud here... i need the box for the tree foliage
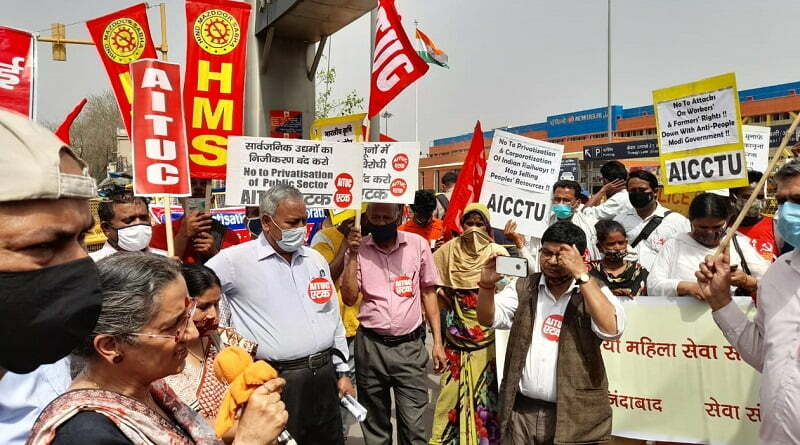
[315,58,365,119]
[44,90,123,182]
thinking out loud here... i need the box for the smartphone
[496,255,529,278]
[185,198,207,214]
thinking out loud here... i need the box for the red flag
[0,26,35,118]
[367,0,428,118]
[86,3,159,136]
[130,59,191,196]
[442,121,488,236]
[55,98,88,144]
[184,0,251,180]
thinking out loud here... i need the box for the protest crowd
[3,1,800,445]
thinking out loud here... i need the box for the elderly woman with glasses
[27,253,287,445]
[164,264,257,440]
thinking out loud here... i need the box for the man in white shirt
[696,159,800,444]
[615,169,690,270]
[476,221,625,444]
[582,160,632,220]
[90,192,166,261]
[506,180,600,273]
[433,171,457,219]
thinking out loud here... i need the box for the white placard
[362,142,420,204]
[742,125,770,173]
[479,131,562,237]
[225,137,363,209]
[485,130,564,195]
[656,87,739,154]
[664,149,746,186]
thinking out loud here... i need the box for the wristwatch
[575,272,591,285]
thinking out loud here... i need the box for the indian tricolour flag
[415,28,449,68]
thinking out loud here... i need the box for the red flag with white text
[130,59,191,196]
[442,121,487,236]
[367,0,429,118]
[86,3,158,136]
[0,26,35,118]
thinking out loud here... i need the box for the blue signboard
[546,106,623,138]
[583,139,659,161]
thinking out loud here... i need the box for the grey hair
[775,158,800,184]
[72,252,183,358]
[259,183,304,217]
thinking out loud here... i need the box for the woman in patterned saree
[27,253,287,445]
[430,203,508,445]
[164,264,257,434]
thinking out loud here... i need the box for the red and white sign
[542,314,563,342]
[130,59,190,196]
[333,173,355,208]
[367,0,428,118]
[393,275,413,298]
[0,27,35,118]
[362,142,419,204]
[270,110,302,138]
[308,277,334,304]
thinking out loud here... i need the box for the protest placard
[130,59,191,197]
[742,125,770,173]
[479,130,563,237]
[653,73,748,194]
[225,137,363,210]
[0,26,35,118]
[362,142,419,203]
[496,297,760,445]
[310,113,366,143]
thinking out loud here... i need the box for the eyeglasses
[129,300,197,342]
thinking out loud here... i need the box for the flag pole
[414,19,419,143]
[157,3,175,256]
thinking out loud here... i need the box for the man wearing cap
[399,189,445,247]
[0,109,101,445]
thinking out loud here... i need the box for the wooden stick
[715,112,800,257]
[164,196,175,256]
[159,3,168,61]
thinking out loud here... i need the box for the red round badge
[393,275,413,298]
[392,153,409,172]
[308,277,333,304]
[334,191,353,208]
[541,314,563,342]
[334,173,355,190]
[390,178,407,197]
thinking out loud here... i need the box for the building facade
[420,81,800,193]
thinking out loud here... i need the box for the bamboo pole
[715,112,800,257]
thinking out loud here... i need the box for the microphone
[213,346,296,445]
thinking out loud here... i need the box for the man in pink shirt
[341,202,447,445]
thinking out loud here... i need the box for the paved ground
[344,335,441,444]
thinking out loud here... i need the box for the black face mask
[370,222,398,243]
[603,250,627,263]
[0,257,102,373]
[629,191,654,209]
[248,218,263,237]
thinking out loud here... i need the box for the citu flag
[368,0,428,118]
[86,3,158,136]
[442,121,488,237]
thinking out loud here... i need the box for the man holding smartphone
[476,221,625,445]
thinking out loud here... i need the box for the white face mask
[115,224,152,252]
[271,220,306,252]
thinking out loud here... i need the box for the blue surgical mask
[776,202,800,248]
[271,220,306,252]
[551,203,574,220]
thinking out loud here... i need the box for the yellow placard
[330,203,368,226]
[310,113,366,142]
[653,73,748,194]
[602,298,760,444]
